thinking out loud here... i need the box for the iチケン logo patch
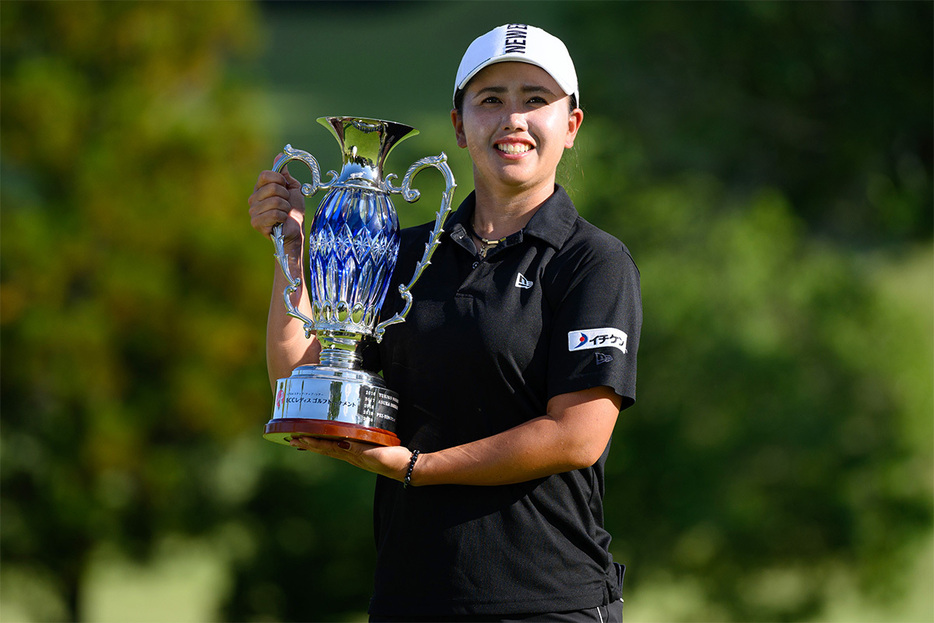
[568,327,628,354]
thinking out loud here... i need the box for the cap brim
[453,56,578,106]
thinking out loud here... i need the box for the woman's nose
[502,110,528,132]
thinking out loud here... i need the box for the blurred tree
[571,116,932,620]
[563,1,933,245]
[553,5,934,616]
[557,8,933,615]
[0,1,275,619]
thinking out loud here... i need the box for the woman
[249,24,641,622]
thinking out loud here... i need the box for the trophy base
[263,364,401,447]
[264,418,400,447]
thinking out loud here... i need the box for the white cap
[453,24,579,107]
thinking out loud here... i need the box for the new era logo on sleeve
[568,327,628,354]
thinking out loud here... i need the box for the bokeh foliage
[1,1,276,619]
[1,2,931,622]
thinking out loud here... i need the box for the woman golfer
[249,23,641,622]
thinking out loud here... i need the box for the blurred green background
[1,1,931,621]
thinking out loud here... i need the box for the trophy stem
[317,332,362,368]
[319,348,361,369]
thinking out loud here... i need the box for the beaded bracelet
[403,449,420,489]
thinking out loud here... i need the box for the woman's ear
[565,108,584,149]
[451,109,468,149]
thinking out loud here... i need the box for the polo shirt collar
[446,185,578,250]
[522,185,578,249]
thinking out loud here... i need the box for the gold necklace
[476,235,502,259]
[471,221,504,259]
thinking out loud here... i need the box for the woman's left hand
[289,436,414,483]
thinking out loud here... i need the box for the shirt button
[472,261,479,269]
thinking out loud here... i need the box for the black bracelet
[403,449,420,489]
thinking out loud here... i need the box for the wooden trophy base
[264,418,401,447]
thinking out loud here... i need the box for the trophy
[263,116,455,447]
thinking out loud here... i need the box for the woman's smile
[496,141,533,156]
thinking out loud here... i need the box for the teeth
[497,143,531,154]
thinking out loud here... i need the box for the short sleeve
[546,236,642,409]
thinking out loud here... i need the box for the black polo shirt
[363,185,642,617]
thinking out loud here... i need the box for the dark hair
[453,88,579,114]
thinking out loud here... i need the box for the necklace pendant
[470,219,502,261]
[476,238,498,260]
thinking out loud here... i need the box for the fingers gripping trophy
[264,116,455,447]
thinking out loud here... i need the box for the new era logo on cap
[503,24,529,54]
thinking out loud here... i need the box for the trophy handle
[375,153,456,341]
[270,145,336,337]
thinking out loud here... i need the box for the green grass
[4,530,928,622]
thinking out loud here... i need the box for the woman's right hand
[250,166,321,383]
[248,167,305,251]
